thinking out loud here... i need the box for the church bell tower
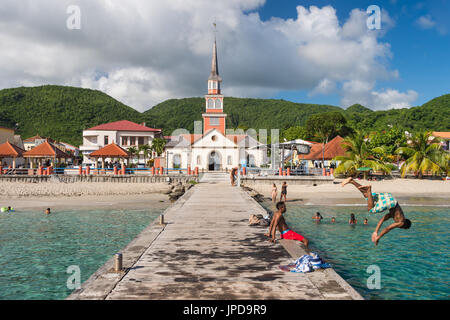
[203,32,226,135]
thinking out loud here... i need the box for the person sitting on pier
[341,177,411,246]
[264,202,309,248]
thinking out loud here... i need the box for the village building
[165,37,267,171]
[432,132,450,151]
[293,136,346,171]
[79,120,162,165]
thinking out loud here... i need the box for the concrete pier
[68,173,363,300]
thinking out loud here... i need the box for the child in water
[349,213,357,225]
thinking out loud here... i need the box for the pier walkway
[69,173,362,300]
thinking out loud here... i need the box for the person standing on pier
[230,167,237,186]
[271,184,278,203]
[264,202,309,248]
[280,182,288,202]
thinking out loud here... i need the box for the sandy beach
[0,182,173,211]
[245,179,450,206]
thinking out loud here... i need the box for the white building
[165,37,267,171]
[79,120,162,165]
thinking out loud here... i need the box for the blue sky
[257,0,450,106]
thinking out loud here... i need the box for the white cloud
[0,0,417,111]
[341,80,418,110]
[416,15,436,29]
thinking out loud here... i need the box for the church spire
[208,24,222,82]
[209,39,221,81]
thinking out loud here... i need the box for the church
[165,37,267,171]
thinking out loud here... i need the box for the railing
[0,166,198,176]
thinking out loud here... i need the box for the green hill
[0,85,448,146]
[142,97,341,134]
[0,85,142,146]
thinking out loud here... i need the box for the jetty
[68,173,363,300]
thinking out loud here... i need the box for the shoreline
[1,193,171,211]
[244,178,450,207]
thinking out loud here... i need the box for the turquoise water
[263,202,450,300]
[0,208,165,300]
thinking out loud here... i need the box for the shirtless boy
[264,202,309,248]
[342,177,411,245]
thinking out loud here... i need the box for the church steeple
[208,38,222,83]
[203,28,226,135]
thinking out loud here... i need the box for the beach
[244,179,450,206]
[0,182,172,211]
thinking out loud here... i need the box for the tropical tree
[282,126,308,142]
[333,131,392,179]
[127,146,138,164]
[151,138,166,157]
[138,144,152,165]
[306,111,352,166]
[396,131,449,178]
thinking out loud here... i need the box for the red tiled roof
[87,120,161,132]
[23,141,70,158]
[0,141,25,157]
[23,135,55,143]
[300,136,346,160]
[89,143,131,157]
[433,132,450,139]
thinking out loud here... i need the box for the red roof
[23,141,70,158]
[0,141,25,157]
[89,143,131,157]
[433,132,450,140]
[87,120,161,132]
[300,136,346,160]
[23,135,55,143]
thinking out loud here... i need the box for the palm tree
[151,138,166,157]
[333,131,392,179]
[138,144,151,165]
[396,131,449,178]
[127,146,138,165]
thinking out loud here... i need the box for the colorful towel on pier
[279,252,331,273]
[368,192,398,214]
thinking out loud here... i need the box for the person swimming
[44,208,51,215]
[331,217,336,223]
[312,212,323,223]
[364,218,369,225]
[349,213,357,225]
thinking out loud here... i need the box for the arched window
[207,99,214,109]
[196,155,201,165]
[227,156,232,165]
[173,154,181,169]
[215,99,222,109]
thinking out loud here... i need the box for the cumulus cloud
[0,0,417,111]
[416,15,436,29]
[341,80,418,110]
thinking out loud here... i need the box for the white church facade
[165,38,267,171]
